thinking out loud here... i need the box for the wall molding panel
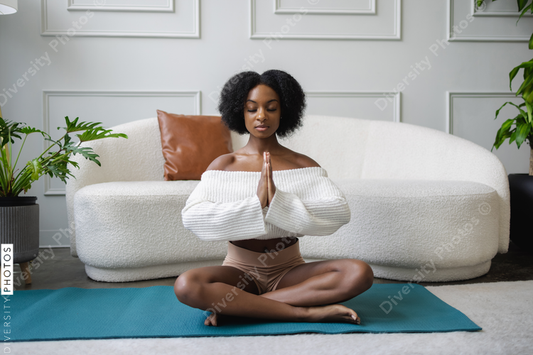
[42,90,200,195]
[250,0,401,40]
[42,0,199,38]
[274,0,376,15]
[67,0,175,12]
[448,0,532,42]
[305,91,401,122]
[446,91,519,134]
[447,91,528,174]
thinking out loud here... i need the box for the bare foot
[204,312,221,326]
[305,304,361,325]
[204,305,360,326]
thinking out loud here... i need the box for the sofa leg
[20,262,32,284]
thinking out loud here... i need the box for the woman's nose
[256,108,265,120]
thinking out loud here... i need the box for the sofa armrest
[66,117,166,256]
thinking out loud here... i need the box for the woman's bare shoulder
[294,154,321,168]
[284,149,321,169]
[206,153,236,171]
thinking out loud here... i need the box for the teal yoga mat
[7,284,480,342]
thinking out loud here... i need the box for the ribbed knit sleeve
[265,189,351,236]
[181,172,267,242]
[181,167,351,241]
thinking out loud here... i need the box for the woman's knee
[174,269,204,305]
[340,259,374,296]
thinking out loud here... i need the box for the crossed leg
[264,259,373,306]
[174,258,373,326]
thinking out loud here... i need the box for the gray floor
[13,241,533,291]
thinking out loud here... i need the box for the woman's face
[244,84,281,138]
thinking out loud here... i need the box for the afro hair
[217,69,306,138]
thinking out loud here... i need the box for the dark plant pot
[508,174,533,252]
[0,196,39,263]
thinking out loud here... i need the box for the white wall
[0,0,531,247]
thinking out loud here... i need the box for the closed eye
[246,108,277,112]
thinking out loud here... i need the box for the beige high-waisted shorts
[222,240,306,295]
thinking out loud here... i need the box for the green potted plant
[0,114,127,282]
[480,0,533,251]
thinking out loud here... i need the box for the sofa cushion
[299,179,500,281]
[157,110,233,180]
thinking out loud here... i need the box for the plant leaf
[494,117,516,149]
[511,101,527,120]
[46,161,75,183]
[493,128,514,150]
[19,126,50,140]
[495,101,527,122]
[518,0,529,11]
[61,116,103,133]
[76,129,128,143]
[516,71,533,99]
[510,128,518,145]
[526,102,533,123]
[0,117,23,146]
[26,159,42,181]
[518,2,533,21]
[501,118,516,133]
[515,119,531,148]
[65,144,101,166]
[509,60,533,91]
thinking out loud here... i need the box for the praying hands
[257,151,276,208]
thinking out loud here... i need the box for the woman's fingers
[266,153,271,206]
[265,152,276,203]
[257,153,269,208]
[257,152,276,207]
[265,152,270,177]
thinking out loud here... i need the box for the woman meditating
[175,69,373,326]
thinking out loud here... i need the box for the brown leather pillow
[157,110,233,180]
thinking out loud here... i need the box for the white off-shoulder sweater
[181,167,351,241]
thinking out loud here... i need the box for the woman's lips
[255,125,268,131]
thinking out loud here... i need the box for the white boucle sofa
[66,115,510,283]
